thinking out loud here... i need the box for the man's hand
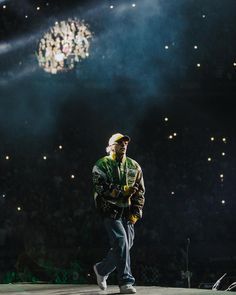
[123,185,138,197]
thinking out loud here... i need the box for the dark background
[0,0,236,288]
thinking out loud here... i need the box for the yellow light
[173,133,177,136]
[5,155,10,160]
[169,135,173,139]
[222,137,226,143]
[17,207,21,211]
[210,137,214,141]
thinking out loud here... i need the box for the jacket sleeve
[130,167,145,219]
[92,161,122,204]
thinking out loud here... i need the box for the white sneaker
[93,263,108,290]
[120,284,136,294]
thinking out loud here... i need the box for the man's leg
[96,218,135,286]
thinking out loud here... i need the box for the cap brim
[117,135,130,142]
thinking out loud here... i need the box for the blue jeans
[96,217,135,286]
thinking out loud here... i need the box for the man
[92,133,145,294]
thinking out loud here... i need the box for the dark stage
[0,284,228,295]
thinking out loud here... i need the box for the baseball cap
[108,133,130,146]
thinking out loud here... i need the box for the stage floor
[0,284,228,295]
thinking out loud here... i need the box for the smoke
[0,0,188,140]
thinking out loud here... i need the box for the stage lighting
[37,19,92,74]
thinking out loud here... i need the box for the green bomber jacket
[92,155,145,220]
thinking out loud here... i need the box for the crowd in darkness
[0,104,235,287]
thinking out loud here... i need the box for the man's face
[113,139,129,157]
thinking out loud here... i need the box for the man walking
[92,133,145,294]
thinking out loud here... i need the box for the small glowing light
[3,5,7,9]
[46,2,49,6]
[222,152,225,156]
[87,273,91,277]
[220,174,224,178]
[164,117,169,122]
[132,3,136,7]
[2,194,6,198]
[37,6,40,10]
[43,156,47,160]
[202,14,206,18]
[25,15,28,18]
[194,45,198,49]
[59,145,63,150]
[222,137,226,143]
[233,62,236,67]
[169,135,173,139]
[5,155,10,160]
[71,174,75,179]
[171,191,175,195]
[210,137,215,141]
[55,21,58,25]
[197,63,201,68]
[110,5,114,9]
[207,157,212,162]
[17,207,21,211]
[165,45,169,50]
[221,200,225,205]
[173,133,177,136]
